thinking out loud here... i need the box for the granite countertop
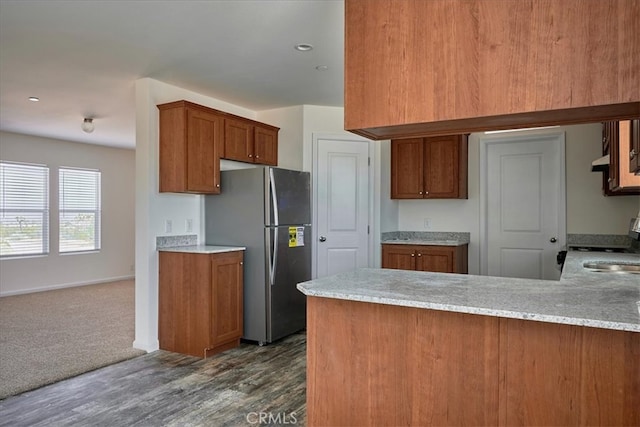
[297,251,640,332]
[381,231,470,246]
[158,245,245,254]
[382,239,468,246]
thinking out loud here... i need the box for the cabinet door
[186,108,222,194]
[254,125,278,166]
[416,247,454,273]
[424,135,467,199]
[210,251,244,348]
[224,118,255,162]
[630,119,639,174]
[381,244,417,270]
[391,138,424,199]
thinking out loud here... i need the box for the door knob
[550,237,557,243]
[319,236,327,242]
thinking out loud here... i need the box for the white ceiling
[0,0,344,149]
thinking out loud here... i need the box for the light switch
[424,218,432,230]
[186,219,193,233]
[164,219,172,234]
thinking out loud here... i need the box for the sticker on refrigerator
[289,226,305,247]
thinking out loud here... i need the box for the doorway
[312,134,373,278]
[480,132,566,280]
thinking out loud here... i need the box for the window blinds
[59,168,101,253]
[0,161,50,257]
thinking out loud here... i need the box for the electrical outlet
[186,219,193,233]
[164,219,172,234]
[424,218,432,230]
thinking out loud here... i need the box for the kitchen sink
[583,262,640,274]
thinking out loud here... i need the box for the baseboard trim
[132,339,159,353]
[0,275,136,297]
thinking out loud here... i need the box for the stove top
[568,244,631,253]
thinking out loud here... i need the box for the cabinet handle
[419,191,423,195]
[608,177,613,183]
[411,253,415,257]
[255,155,260,159]
[425,191,429,195]
[631,149,638,159]
[248,154,253,158]
[602,136,608,144]
[417,253,422,257]
[216,184,220,188]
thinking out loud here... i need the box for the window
[59,168,101,253]
[0,161,50,257]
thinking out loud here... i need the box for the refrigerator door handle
[269,228,278,286]
[269,168,279,226]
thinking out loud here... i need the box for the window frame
[0,160,50,258]
[58,167,102,254]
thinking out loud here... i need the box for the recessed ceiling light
[28,97,39,102]
[315,65,329,71]
[294,43,313,51]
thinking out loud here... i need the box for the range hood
[591,154,610,172]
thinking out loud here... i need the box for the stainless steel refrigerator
[205,166,311,344]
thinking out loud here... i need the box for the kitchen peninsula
[298,251,640,426]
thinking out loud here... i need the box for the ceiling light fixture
[81,118,95,133]
[28,96,39,102]
[484,126,560,134]
[315,65,329,71]
[294,43,313,51]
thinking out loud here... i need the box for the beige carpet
[0,280,145,399]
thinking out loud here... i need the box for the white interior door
[313,136,370,278]
[482,132,566,280]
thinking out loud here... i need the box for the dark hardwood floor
[0,332,306,427]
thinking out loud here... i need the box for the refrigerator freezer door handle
[269,228,278,286]
[269,168,279,226]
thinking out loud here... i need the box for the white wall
[396,123,640,275]
[565,123,640,234]
[134,78,258,352]
[257,106,304,171]
[0,131,135,296]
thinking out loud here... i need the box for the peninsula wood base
[306,296,639,426]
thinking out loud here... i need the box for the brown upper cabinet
[223,119,278,166]
[602,119,640,195]
[629,119,639,175]
[344,0,640,139]
[391,134,468,199]
[158,100,279,194]
[158,101,223,194]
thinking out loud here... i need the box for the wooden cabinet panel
[159,250,244,358]
[630,119,640,174]
[306,297,500,426]
[416,247,453,273]
[224,118,254,163]
[381,245,417,270]
[254,125,278,166]
[210,251,243,348]
[382,244,468,274]
[306,297,640,426]
[602,120,640,195]
[223,121,279,165]
[158,101,222,194]
[391,135,467,199]
[501,318,640,426]
[391,138,423,198]
[344,0,640,140]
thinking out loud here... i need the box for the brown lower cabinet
[306,296,640,426]
[382,243,468,273]
[159,250,243,358]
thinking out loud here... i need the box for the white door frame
[479,131,566,276]
[311,133,375,279]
